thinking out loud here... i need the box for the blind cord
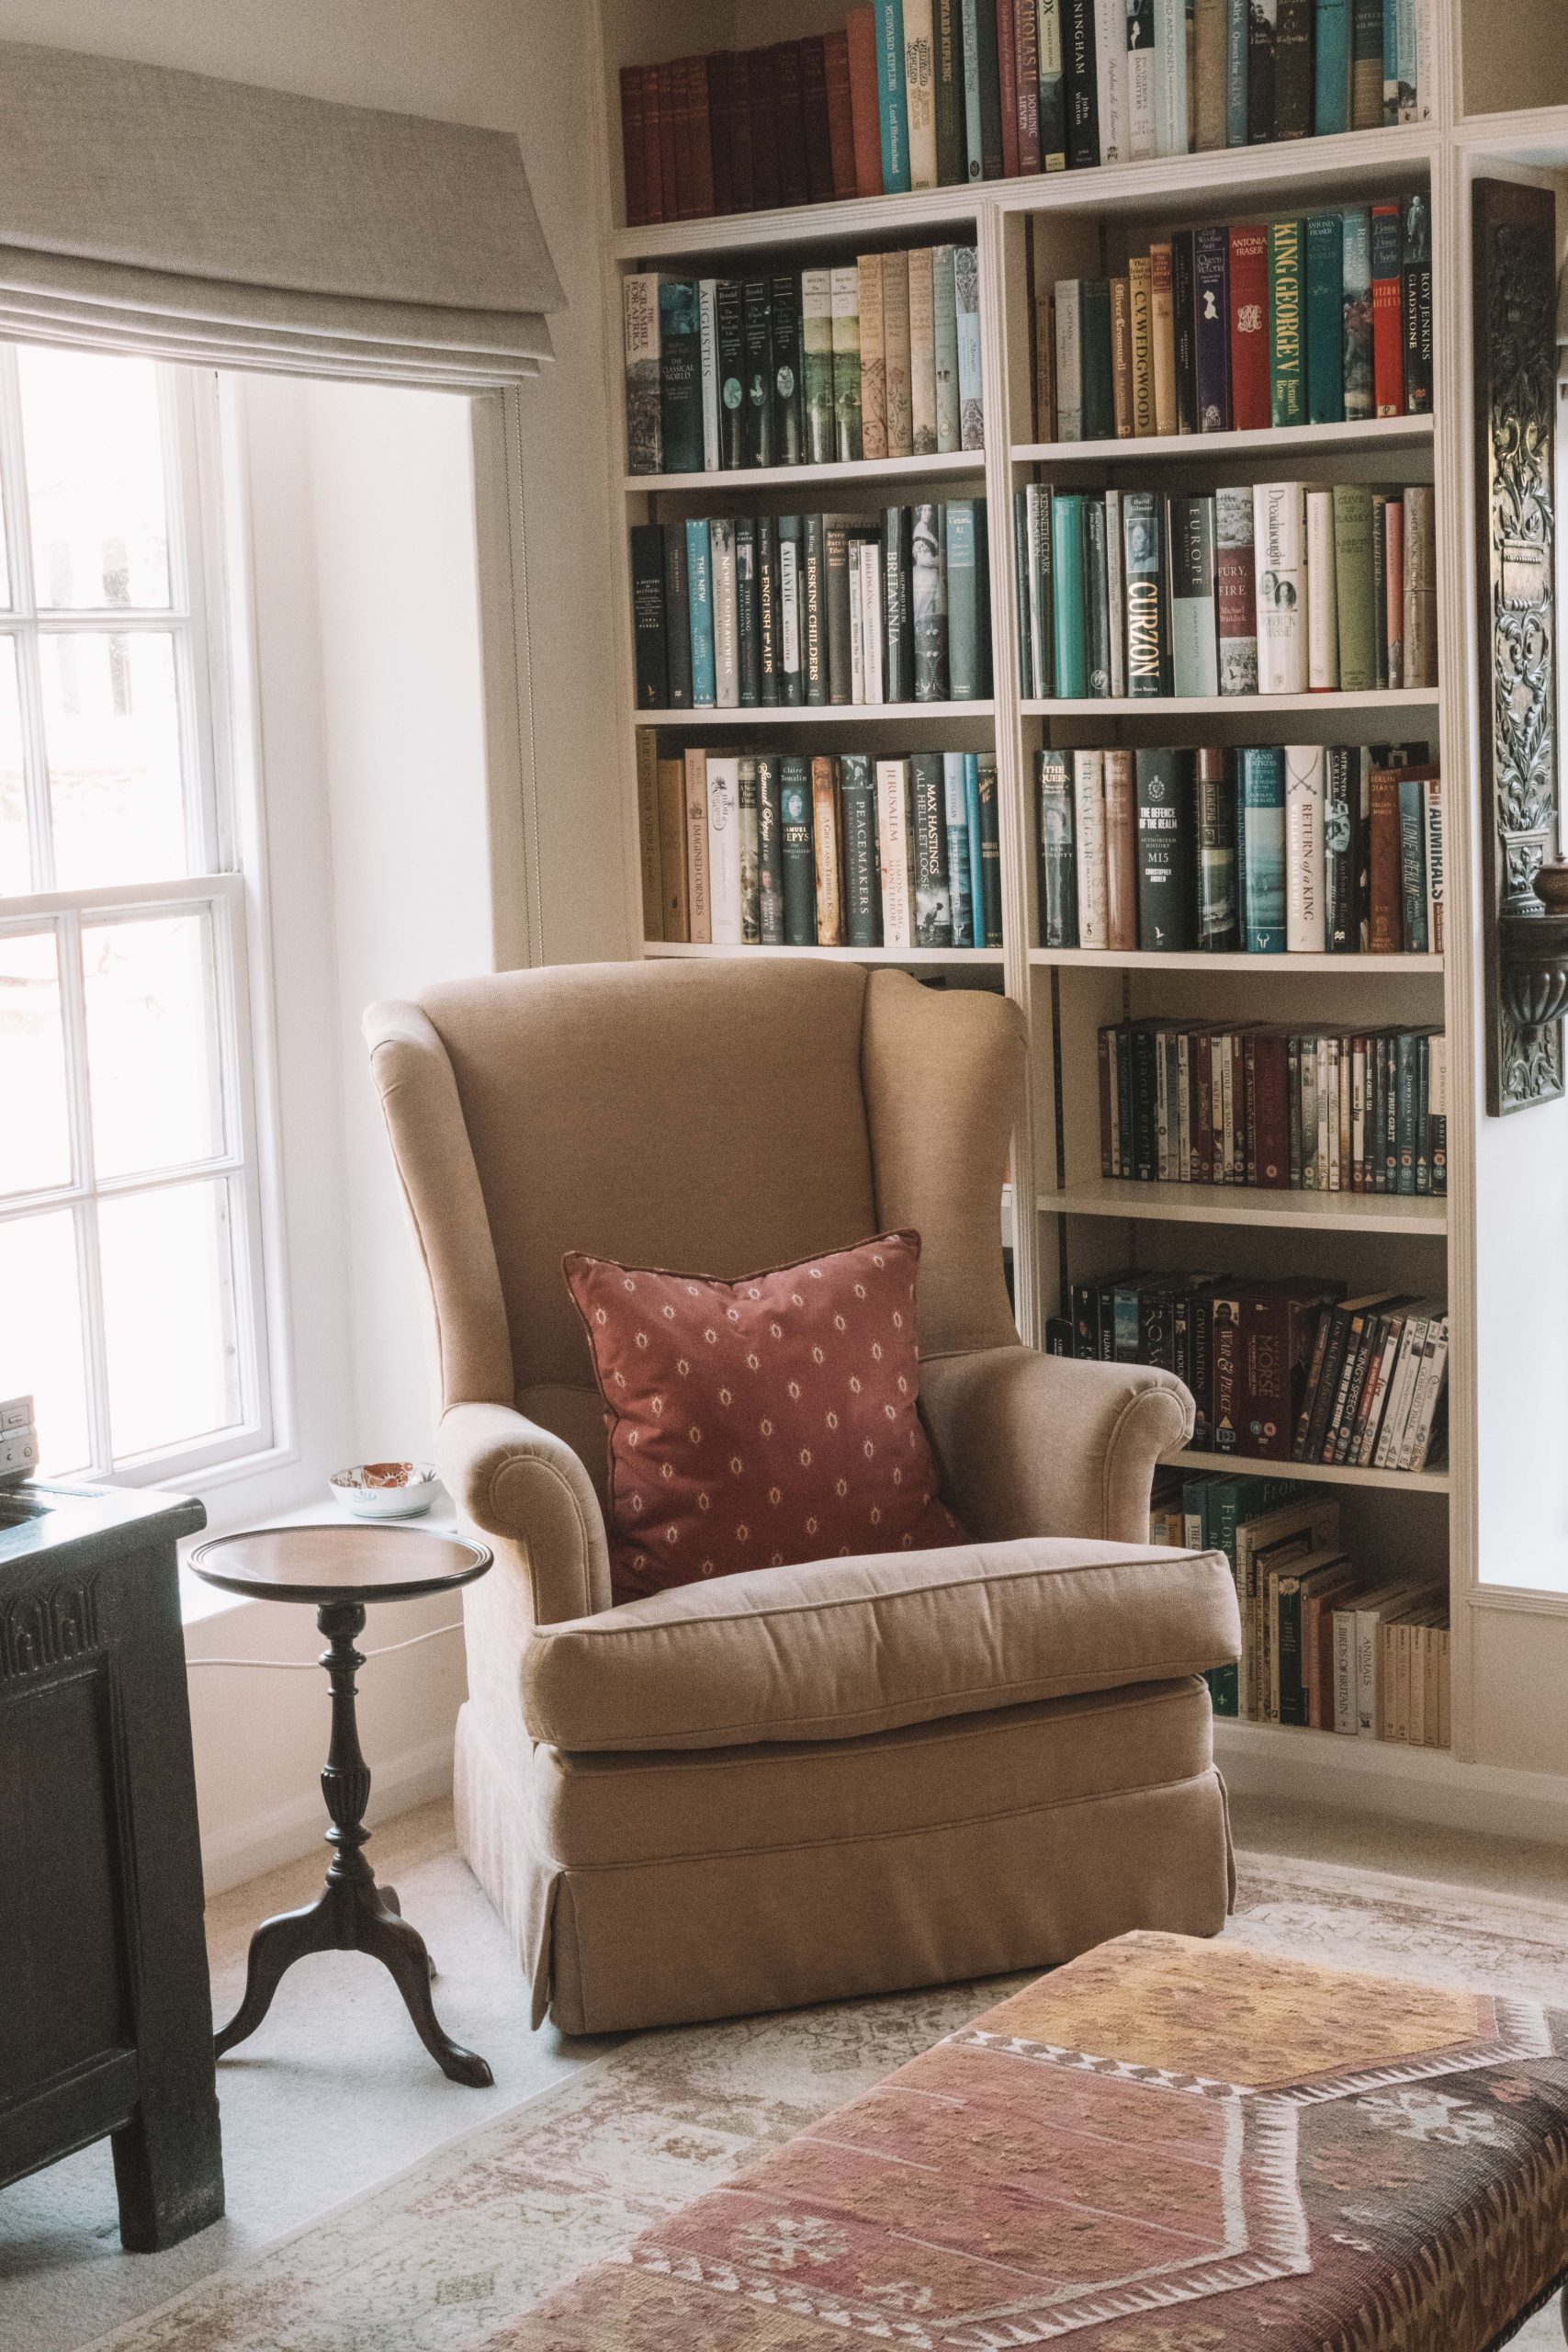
[187,1621,465,1670]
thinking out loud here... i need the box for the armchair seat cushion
[522,1535,1241,1752]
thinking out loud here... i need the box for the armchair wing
[919,1347,1196,1546]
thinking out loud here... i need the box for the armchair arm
[919,1346,1195,1545]
[439,1399,613,1626]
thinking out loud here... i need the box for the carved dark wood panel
[1473,178,1562,1114]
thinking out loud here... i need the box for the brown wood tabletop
[187,1524,492,1606]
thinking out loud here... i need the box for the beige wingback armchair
[365,958,1240,2037]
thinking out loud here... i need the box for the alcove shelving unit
[588,0,1489,1791]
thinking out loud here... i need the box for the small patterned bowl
[330,1461,439,1519]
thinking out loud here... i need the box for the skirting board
[1216,1721,1568,1849]
[199,1731,456,1897]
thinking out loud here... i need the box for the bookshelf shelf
[1164,1448,1450,1495]
[1021,691,1439,718]
[641,941,1004,965]
[1028,947,1442,973]
[1011,415,1437,469]
[1038,1180,1447,1236]
[625,451,986,494]
[635,702,996,728]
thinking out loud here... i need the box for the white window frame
[0,351,277,1487]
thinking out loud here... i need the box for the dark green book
[756,751,785,944]
[660,522,692,707]
[934,0,968,182]
[945,501,985,701]
[1136,748,1196,951]
[770,269,804,466]
[778,514,804,706]
[883,504,913,702]
[742,277,773,467]
[716,278,746,469]
[911,752,954,945]
[976,752,1003,946]
[779,756,817,944]
[1304,212,1344,424]
[1394,1030,1417,1194]
[1274,0,1312,135]
[1052,492,1088,699]
[1080,277,1116,443]
[757,514,780,707]
[736,514,761,706]
[1122,492,1170,698]
[630,522,667,709]
[1036,748,1077,946]
[803,514,828,705]
[1084,495,1111,699]
[1268,220,1306,428]
[658,278,704,475]
[840,754,882,944]
[1013,490,1033,705]
[974,0,1005,176]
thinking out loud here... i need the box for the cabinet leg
[109,2093,225,2253]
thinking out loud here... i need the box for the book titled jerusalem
[623,273,662,474]
[876,756,916,944]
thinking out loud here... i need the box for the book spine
[715,280,746,469]
[1247,0,1276,143]
[1092,0,1127,163]
[1040,0,1068,165]
[1084,494,1112,696]
[910,750,954,943]
[1149,242,1177,435]
[698,279,721,470]
[874,0,913,189]
[976,753,1004,944]
[829,266,864,462]
[1193,226,1232,432]
[635,729,663,939]
[1306,489,1338,692]
[1371,201,1405,416]
[825,29,859,195]
[1224,0,1248,141]
[955,247,985,449]
[1214,484,1258,695]
[1367,765,1403,951]
[1170,232,1198,435]
[1304,213,1345,424]
[1325,749,1357,950]
[904,0,940,186]
[1351,0,1383,129]
[840,753,883,944]
[1193,0,1226,145]
[737,754,761,942]
[876,756,916,944]
[779,756,818,944]
[945,501,984,700]
[709,516,739,707]
[1274,0,1312,135]
[998,0,1022,175]
[1404,484,1437,687]
[1285,745,1326,951]
[934,0,969,179]
[1240,746,1286,951]
[933,245,962,452]
[770,271,803,466]
[1105,748,1139,948]
[1196,744,1238,948]
[944,751,974,943]
[882,250,914,456]
[1425,774,1445,957]
[1127,0,1157,159]
[803,514,828,704]
[964,753,986,942]
[737,515,761,706]
[1168,493,1219,697]
[912,503,949,700]
[1268,220,1305,428]
[1332,483,1376,693]
[706,753,743,944]
[657,757,688,938]
[800,270,835,464]
[825,513,853,704]
[778,515,804,706]
[1341,207,1374,423]
[1314,0,1351,130]
[1072,748,1109,945]
[1055,277,1084,441]
[683,747,712,942]
[1398,773,1428,952]
[630,522,668,708]
[811,755,844,944]
[884,504,913,702]
[623,273,663,474]
[1065,0,1100,167]
[1401,193,1434,413]
[1136,748,1196,949]
[848,7,886,193]
[1037,750,1078,944]
[1153,0,1189,155]
[1252,481,1305,695]
[908,247,939,455]
[1052,492,1088,696]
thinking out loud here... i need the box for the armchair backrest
[366,959,1023,1485]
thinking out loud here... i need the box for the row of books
[1041,198,1430,445]
[631,505,994,714]
[1036,742,1440,956]
[1015,481,1437,701]
[1055,1270,1449,1469]
[624,249,984,478]
[1097,1020,1447,1196]
[1148,1478,1448,1741]
[637,737,1003,951]
[618,4,1435,228]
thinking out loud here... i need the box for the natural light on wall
[0,341,265,1484]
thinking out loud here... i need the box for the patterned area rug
[87,1854,1568,2352]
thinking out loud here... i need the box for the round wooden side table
[188,1523,493,2087]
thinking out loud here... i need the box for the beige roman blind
[0,40,563,389]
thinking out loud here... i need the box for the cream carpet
[5,1799,1568,2352]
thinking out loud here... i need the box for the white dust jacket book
[903,0,939,187]
[1305,489,1339,691]
[1153,0,1189,157]
[860,541,885,704]
[848,548,865,704]
[1093,0,1128,164]
[875,759,915,946]
[1055,278,1083,441]
[1127,0,1156,156]
[1253,481,1307,695]
[1284,744,1326,952]
[709,516,739,708]
[1072,749,1109,947]
[698,279,720,473]
[705,754,743,944]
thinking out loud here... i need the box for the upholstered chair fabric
[366,960,1240,2034]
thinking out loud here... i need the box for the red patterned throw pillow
[564,1230,964,1605]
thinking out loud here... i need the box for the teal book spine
[779,757,818,944]
[840,753,883,946]
[658,278,705,477]
[1079,277,1115,443]
[1398,773,1428,951]
[1382,0,1399,119]
[1084,495,1111,699]
[1305,212,1345,424]
[976,752,1003,945]
[1224,0,1248,143]
[945,500,983,700]
[1051,492,1089,699]
[944,752,974,944]
[1268,219,1306,429]
[1313,0,1351,131]
[685,517,716,706]
[875,0,912,192]
[1240,746,1286,952]
[964,752,985,936]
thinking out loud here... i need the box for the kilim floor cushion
[503,1928,1568,2351]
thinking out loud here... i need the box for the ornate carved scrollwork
[0,1576,101,1680]
[1474,180,1562,1114]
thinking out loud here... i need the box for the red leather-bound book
[1250,1031,1291,1188]
[775,41,810,207]
[671,58,697,220]
[620,66,649,227]
[688,56,715,219]
[846,7,885,196]
[800,35,836,200]
[656,64,681,226]
[708,51,735,214]
[1371,201,1405,418]
[1227,224,1270,433]
[824,29,858,195]
[996,0,1021,178]
[728,51,754,211]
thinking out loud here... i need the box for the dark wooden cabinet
[0,1483,224,2249]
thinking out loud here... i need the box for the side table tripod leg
[355,1903,491,2087]
[214,1892,337,2057]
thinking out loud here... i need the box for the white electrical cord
[186,1621,464,1669]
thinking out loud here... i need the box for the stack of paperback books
[632,503,992,712]
[637,735,1002,951]
[1015,479,1436,699]
[1053,1268,1449,1471]
[1147,1478,1448,1741]
[1039,198,1431,442]
[1097,1020,1446,1194]
[620,5,1434,228]
[1035,741,1440,954]
[624,248,983,475]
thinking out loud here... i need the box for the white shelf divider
[1022,690,1439,717]
[1039,1178,1447,1235]
[642,941,1004,964]
[635,702,996,727]
[1164,1447,1450,1495]
[626,450,985,494]
[1029,946,1442,973]
[1013,413,1436,468]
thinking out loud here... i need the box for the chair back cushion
[565,1230,964,1603]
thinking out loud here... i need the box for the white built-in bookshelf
[588,0,1568,1799]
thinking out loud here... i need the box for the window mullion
[0,347,53,895]
[55,907,113,1475]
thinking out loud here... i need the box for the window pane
[84,910,225,1179]
[0,639,27,893]
[0,1209,90,1473]
[18,346,171,609]
[0,929,71,1195]
[41,630,187,889]
[99,1176,241,1458]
